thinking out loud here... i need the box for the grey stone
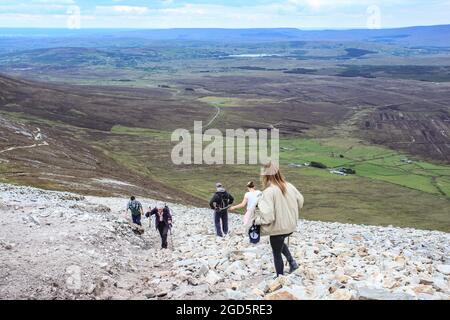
[226,289,246,300]
[357,287,415,300]
[197,263,209,277]
[204,270,222,285]
[29,215,40,226]
[436,265,450,275]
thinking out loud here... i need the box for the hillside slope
[0,74,209,204]
[1,73,450,232]
[0,183,449,300]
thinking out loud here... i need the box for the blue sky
[0,0,449,29]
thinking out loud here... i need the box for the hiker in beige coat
[253,163,304,277]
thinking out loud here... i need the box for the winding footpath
[0,128,49,154]
[204,105,222,129]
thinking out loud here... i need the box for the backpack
[248,223,261,244]
[128,201,142,216]
[215,192,231,212]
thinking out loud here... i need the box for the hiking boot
[289,261,299,274]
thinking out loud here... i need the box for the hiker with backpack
[252,162,304,277]
[127,196,144,226]
[209,183,234,237]
[146,203,173,249]
[230,181,262,227]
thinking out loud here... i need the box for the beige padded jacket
[253,182,304,236]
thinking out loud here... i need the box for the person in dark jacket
[146,203,173,249]
[209,183,234,237]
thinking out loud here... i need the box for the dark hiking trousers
[214,210,229,237]
[132,214,142,226]
[270,234,296,276]
[157,222,170,249]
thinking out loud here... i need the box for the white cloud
[30,0,75,3]
[96,5,150,15]
[112,6,149,14]
[0,3,70,14]
[0,13,71,28]
[1,0,449,29]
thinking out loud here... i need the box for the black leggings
[269,234,295,276]
[157,223,169,249]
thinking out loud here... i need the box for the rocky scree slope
[0,183,449,300]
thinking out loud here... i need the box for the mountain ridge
[1,25,449,46]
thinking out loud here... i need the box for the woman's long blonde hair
[261,162,287,195]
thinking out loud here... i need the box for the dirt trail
[0,141,49,154]
[204,105,221,129]
[0,127,49,154]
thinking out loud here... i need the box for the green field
[280,137,450,196]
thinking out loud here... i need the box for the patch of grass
[0,163,60,191]
[355,164,438,194]
[199,96,246,107]
[435,177,450,197]
[92,140,152,176]
[0,163,11,183]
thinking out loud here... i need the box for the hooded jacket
[209,188,234,212]
[253,182,304,236]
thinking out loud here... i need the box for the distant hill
[121,25,450,46]
[1,25,449,47]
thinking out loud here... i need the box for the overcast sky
[0,0,449,29]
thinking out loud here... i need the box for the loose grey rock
[0,182,449,300]
[226,289,246,300]
[356,286,416,300]
[204,270,221,285]
[436,265,450,275]
[29,215,41,226]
